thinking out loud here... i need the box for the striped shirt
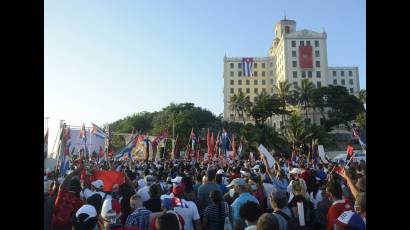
[125,207,151,230]
[204,202,232,230]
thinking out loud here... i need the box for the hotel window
[316,61,320,67]
[238,71,242,77]
[254,80,258,85]
[292,41,296,47]
[308,71,312,78]
[349,71,353,76]
[230,63,234,68]
[238,63,242,68]
[292,61,297,67]
[238,88,242,93]
[238,80,242,85]
[230,71,234,77]
[270,71,273,76]
[292,51,296,57]
[350,88,354,93]
[262,71,265,77]
[230,88,234,93]
[317,81,321,88]
[300,41,304,46]
[262,80,266,85]
[262,63,266,68]
[301,72,306,78]
[293,71,297,78]
[230,80,234,85]
[254,63,258,68]
[246,88,250,93]
[341,79,345,85]
[315,50,320,57]
[316,71,321,78]
[262,88,266,93]
[246,80,250,85]
[270,79,274,84]
[315,40,319,47]
[333,79,337,84]
[254,88,258,93]
[333,71,336,76]
[349,79,353,85]
[341,71,345,76]
[254,71,258,76]
[306,41,311,46]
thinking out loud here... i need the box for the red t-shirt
[52,187,84,227]
[300,170,312,183]
[326,199,353,230]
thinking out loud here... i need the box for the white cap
[216,169,225,175]
[289,168,301,175]
[171,176,183,184]
[75,204,97,222]
[91,180,104,190]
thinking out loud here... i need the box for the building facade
[223,18,360,128]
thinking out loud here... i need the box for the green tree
[356,89,366,104]
[249,92,282,125]
[274,80,293,123]
[294,79,315,119]
[229,92,252,124]
[283,112,312,146]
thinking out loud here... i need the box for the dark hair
[182,176,194,193]
[210,190,225,228]
[326,180,343,199]
[256,213,279,230]
[207,169,216,181]
[239,201,262,222]
[69,179,82,196]
[260,165,266,174]
[156,213,180,230]
[86,194,103,216]
[149,184,161,198]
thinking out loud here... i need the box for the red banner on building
[299,45,313,69]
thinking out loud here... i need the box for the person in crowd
[326,180,353,230]
[82,179,113,202]
[86,193,104,230]
[155,212,181,230]
[172,183,202,230]
[248,174,267,212]
[256,213,280,230]
[288,179,314,228]
[51,166,84,230]
[203,190,232,230]
[125,194,152,230]
[333,210,366,230]
[149,195,185,230]
[354,193,366,224]
[216,173,229,194]
[143,183,163,212]
[287,168,307,197]
[228,178,259,227]
[72,204,99,230]
[137,175,155,202]
[269,188,291,230]
[239,201,262,230]
[44,180,60,230]
[198,169,222,216]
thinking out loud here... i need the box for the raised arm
[338,169,360,199]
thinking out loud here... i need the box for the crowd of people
[44,149,366,230]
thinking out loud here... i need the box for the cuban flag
[91,123,106,139]
[352,126,366,149]
[114,136,138,161]
[242,57,254,77]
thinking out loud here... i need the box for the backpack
[276,209,309,230]
[223,202,233,230]
[51,192,81,227]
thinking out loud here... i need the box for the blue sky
[45,0,365,153]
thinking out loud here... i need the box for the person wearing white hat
[286,167,307,198]
[72,204,98,230]
[82,179,112,202]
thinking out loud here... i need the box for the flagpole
[105,125,110,162]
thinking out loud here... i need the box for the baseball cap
[75,204,97,223]
[289,168,301,174]
[172,183,186,197]
[216,169,225,175]
[227,178,246,188]
[335,210,366,230]
[91,180,104,190]
[171,176,183,184]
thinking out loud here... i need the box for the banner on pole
[318,145,328,164]
[258,144,275,168]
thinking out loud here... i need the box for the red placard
[299,45,313,69]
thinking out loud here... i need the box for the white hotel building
[223,18,360,129]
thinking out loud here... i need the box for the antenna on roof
[284,10,286,20]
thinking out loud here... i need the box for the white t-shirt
[262,183,274,209]
[137,186,151,202]
[173,199,200,230]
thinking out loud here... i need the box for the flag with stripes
[79,123,87,141]
[352,126,366,149]
[242,57,254,77]
[91,123,106,139]
[114,136,138,161]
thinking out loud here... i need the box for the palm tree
[230,92,251,124]
[274,80,292,123]
[356,89,366,104]
[294,79,315,119]
[229,94,239,121]
[283,112,312,145]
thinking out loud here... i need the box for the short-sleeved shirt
[174,199,201,230]
[231,192,259,223]
[204,202,232,230]
[125,207,152,230]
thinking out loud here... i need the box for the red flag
[346,145,354,156]
[299,45,313,69]
[210,132,215,159]
[232,134,236,160]
[207,128,211,159]
[92,170,125,192]
[197,136,200,161]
